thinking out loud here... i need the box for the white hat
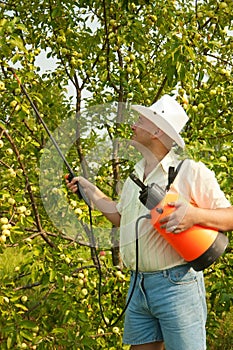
[131,94,189,148]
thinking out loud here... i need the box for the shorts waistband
[130,264,190,277]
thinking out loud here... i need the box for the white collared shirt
[116,150,231,271]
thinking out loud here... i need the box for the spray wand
[7,67,91,208]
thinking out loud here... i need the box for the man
[67,94,233,350]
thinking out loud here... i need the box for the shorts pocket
[168,265,197,285]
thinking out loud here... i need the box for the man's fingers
[167,201,183,209]
[167,201,176,207]
[65,176,80,193]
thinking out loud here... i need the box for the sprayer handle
[65,174,92,208]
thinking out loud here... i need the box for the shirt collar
[160,149,179,173]
[134,148,179,180]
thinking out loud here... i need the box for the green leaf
[15,304,28,311]
[20,320,38,329]
[7,336,13,349]
[20,329,33,341]
[49,269,56,282]
[9,36,26,52]
[0,121,6,130]
[51,327,66,334]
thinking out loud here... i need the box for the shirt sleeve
[116,177,134,214]
[176,160,231,209]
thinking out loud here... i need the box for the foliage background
[0,0,232,349]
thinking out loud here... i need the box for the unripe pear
[10,100,18,108]
[2,229,10,236]
[0,217,8,224]
[21,295,28,302]
[219,2,227,9]
[124,56,131,63]
[129,53,136,61]
[81,288,88,296]
[8,169,16,177]
[17,206,27,213]
[6,148,13,155]
[0,235,6,243]
[0,81,6,90]
[220,156,227,162]
[112,326,120,334]
[8,198,15,205]
[126,67,133,74]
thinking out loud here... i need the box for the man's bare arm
[66,176,121,227]
[160,203,233,233]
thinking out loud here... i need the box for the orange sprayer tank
[150,193,229,271]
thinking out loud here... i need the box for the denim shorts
[123,264,207,350]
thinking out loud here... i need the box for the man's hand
[66,176,89,194]
[159,201,197,233]
[66,176,121,226]
[65,176,78,193]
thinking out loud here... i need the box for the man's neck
[144,146,169,165]
[143,147,170,180]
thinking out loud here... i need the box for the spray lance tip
[7,67,15,72]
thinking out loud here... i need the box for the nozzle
[7,67,15,73]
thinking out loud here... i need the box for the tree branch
[1,128,57,249]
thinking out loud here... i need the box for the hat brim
[131,105,185,148]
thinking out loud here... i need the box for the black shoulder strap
[166,159,186,191]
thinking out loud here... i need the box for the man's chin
[129,139,137,146]
[130,139,144,151]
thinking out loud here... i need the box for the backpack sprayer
[129,172,229,271]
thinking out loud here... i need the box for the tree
[0,0,232,348]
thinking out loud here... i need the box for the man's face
[131,115,158,147]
